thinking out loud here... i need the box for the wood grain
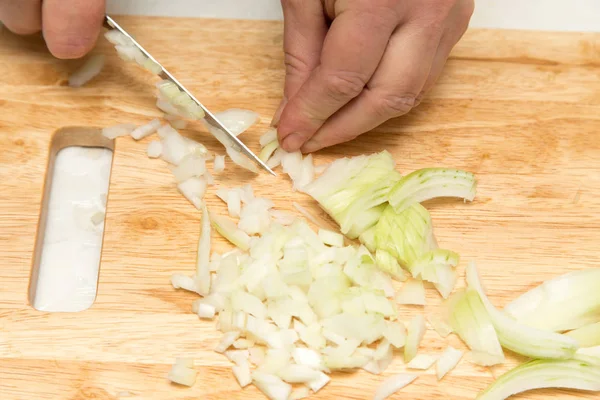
[1,16,600,400]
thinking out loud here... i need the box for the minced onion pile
[89,29,600,400]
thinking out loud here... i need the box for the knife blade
[103,15,276,175]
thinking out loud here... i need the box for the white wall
[106,0,600,32]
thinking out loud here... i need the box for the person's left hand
[274,0,474,153]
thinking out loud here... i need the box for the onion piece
[566,322,600,348]
[131,119,161,140]
[102,123,136,139]
[196,303,216,319]
[167,363,197,387]
[146,140,162,158]
[251,371,292,400]
[410,249,459,298]
[69,54,105,87]
[389,168,477,214]
[104,30,133,46]
[318,229,344,247]
[373,374,418,400]
[427,315,453,338]
[436,345,463,380]
[214,108,259,136]
[260,128,278,147]
[476,358,600,400]
[232,360,252,388]
[404,314,426,362]
[227,190,241,218]
[504,268,600,332]
[448,289,504,366]
[260,140,279,163]
[215,331,241,354]
[383,321,407,349]
[226,146,259,173]
[466,262,579,360]
[307,371,330,392]
[177,177,207,210]
[289,386,311,400]
[194,206,211,295]
[210,212,251,251]
[213,155,225,173]
[172,155,206,182]
[277,364,321,383]
[170,273,199,294]
[396,279,426,306]
[407,353,438,370]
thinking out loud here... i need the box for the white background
[106,0,600,32]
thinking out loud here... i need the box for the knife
[103,15,276,175]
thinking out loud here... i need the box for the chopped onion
[289,386,311,400]
[213,155,225,173]
[410,249,459,298]
[227,189,242,218]
[427,315,453,338]
[226,146,259,173]
[476,358,600,400]
[210,212,251,251]
[167,363,197,387]
[260,128,278,147]
[177,177,207,210]
[251,371,292,400]
[146,140,162,158]
[566,322,600,348]
[160,126,190,165]
[196,303,216,319]
[307,371,330,392]
[131,118,161,140]
[260,140,279,163]
[317,229,344,247]
[448,289,505,366]
[404,314,426,362]
[383,321,407,348]
[407,353,438,370]
[214,108,259,136]
[172,154,206,182]
[388,168,477,214]
[170,273,199,294]
[102,123,136,139]
[277,364,321,383]
[69,54,105,87]
[373,374,418,400]
[104,30,133,46]
[396,279,426,306]
[215,331,241,354]
[194,206,211,295]
[504,268,600,332]
[232,359,252,388]
[466,262,579,360]
[436,345,463,380]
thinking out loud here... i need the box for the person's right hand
[0,0,105,59]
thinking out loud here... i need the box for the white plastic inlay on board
[33,146,112,312]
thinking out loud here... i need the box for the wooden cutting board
[1,16,600,400]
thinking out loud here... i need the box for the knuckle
[374,93,417,117]
[284,51,313,77]
[324,71,367,100]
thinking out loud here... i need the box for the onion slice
[68,54,105,87]
[404,314,426,362]
[436,345,463,380]
[194,206,211,295]
[396,279,426,306]
[373,373,418,400]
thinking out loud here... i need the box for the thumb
[273,0,327,129]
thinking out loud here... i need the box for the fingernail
[270,97,288,127]
[301,138,320,154]
[281,132,305,152]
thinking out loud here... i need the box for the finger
[273,0,328,127]
[301,21,442,153]
[0,0,41,35]
[42,0,105,59]
[277,3,398,152]
[419,0,474,97]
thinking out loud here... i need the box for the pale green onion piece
[396,279,426,306]
[358,225,376,252]
[318,229,344,247]
[142,57,162,74]
[194,205,211,295]
[104,30,133,46]
[375,203,437,268]
[504,268,600,332]
[466,262,579,360]
[383,321,407,348]
[407,353,437,370]
[373,373,418,400]
[411,249,459,282]
[157,80,181,100]
[427,315,453,338]
[375,249,407,281]
[210,212,251,251]
[436,346,463,380]
[304,151,398,238]
[476,358,600,400]
[389,168,477,214]
[404,314,426,362]
[566,322,600,348]
[260,140,280,163]
[448,289,505,366]
[260,127,278,147]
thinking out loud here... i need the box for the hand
[275,0,474,153]
[0,0,105,59]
